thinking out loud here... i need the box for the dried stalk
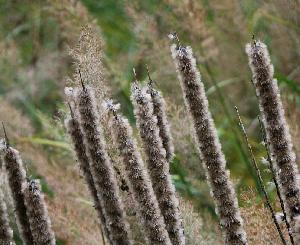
[145,67,174,162]
[0,131,34,245]
[170,40,247,244]
[106,101,172,245]
[65,101,109,245]
[0,188,15,245]
[23,179,55,245]
[131,79,184,245]
[246,40,300,241]
[258,116,295,245]
[75,85,132,245]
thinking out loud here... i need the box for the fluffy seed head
[246,40,300,242]
[131,83,185,245]
[22,179,56,245]
[171,43,247,244]
[106,101,172,244]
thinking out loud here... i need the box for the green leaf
[18,137,71,150]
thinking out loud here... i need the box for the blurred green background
[0,0,299,244]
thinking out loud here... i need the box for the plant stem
[235,106,287,245]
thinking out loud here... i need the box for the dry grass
[241,189,290,245]
[179,198,222,245]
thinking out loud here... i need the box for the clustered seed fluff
[171,43,247,245]
[131,82,184,245]
[0,188,15,245]
[22,179,55,245]
[2,146,34,245]
[246,40,300,241]
[65,108,111,243]
[75,86,132,245]
[146,83,174,162]
[107,102,172,245]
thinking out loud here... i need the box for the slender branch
[235,106,287,245]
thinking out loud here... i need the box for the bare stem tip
[78,69,86,91]
[132,68,138,84]
[1,122,9,148]
[146,64,155,87]
[252,34,257,46]
[168,32,181,47]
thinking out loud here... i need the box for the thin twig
[258,116,295,245]
[235,106,287,245]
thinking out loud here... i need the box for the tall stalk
[144,67,174,162]
[65,100,110,244]
[1,128,34,245]
[246,40,300,242]
[258,116,295,245]
[170,41,247,244]
[131,78,184,245]
[106,101,172,245]
[0,188,15,245]
[23,179,56,245]
[75,85,132,245]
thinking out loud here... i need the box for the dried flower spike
[131,82,184,245]
[170,43,247,244]
[145,67,174,162]
[246,40,300,241]
[106,101,172,245]
[75,85,132,245]
[0,188,15,245]
[23,179,55,245]
[1,141,34,245]
[65,100,110,244]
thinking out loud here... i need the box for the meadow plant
[0,139,34,245]
[22,179,56,245]
[65,99,110,243]
[170,40,247,244]
[0,188,15,245]
[131,79,184,245]
[246,40,300,241]
[75,85,132,245]
[145,68,174,162]
[106,101,172,245]
[258,116,295,244]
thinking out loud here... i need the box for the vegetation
[0,1,300,244]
